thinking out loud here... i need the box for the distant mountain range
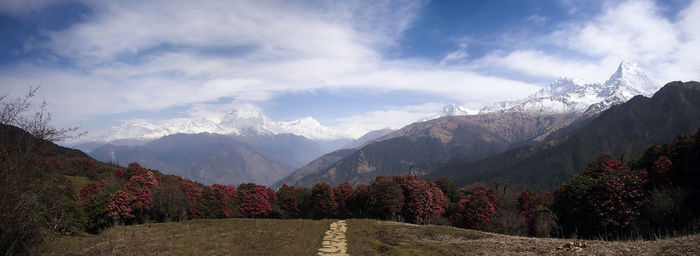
[85,107,355,143]
[431,80,700,190]
[78,61,691,190]
[281,61,670,187]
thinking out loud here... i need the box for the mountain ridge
[282,61,666,187]
[431,80,700,190]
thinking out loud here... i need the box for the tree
[201,184,238,218]
[333,182,354,218]
[239,185,275,218]
[552,153,647,238]
[369,176,404,220]
[400,176,447,224]
[311,183,337,219]
[0,87,83,255]
[277,184,299,218]
[449,186,497,230]
[436,177,462,204]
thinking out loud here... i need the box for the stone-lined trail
[317,220,348,255]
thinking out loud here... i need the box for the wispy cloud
[474,0,700,83]
[1,0,698,137]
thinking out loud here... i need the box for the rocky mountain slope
[283,61,664,187]
[431,81,700,190]
[89,133,303,186]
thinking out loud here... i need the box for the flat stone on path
[318,220,348,256]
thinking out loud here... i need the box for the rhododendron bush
[399,176,447,224]
[449,186,497,230]
[239,185,276,218]
[311,183,337,219]
[72,128,700,240]
[518,190,553,236]
[552,154,647,238]
[333,182,354,218]
[201,184,238,218]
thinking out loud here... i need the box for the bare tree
[0,86,84,255]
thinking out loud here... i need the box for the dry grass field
[40,218,332,255]
[347,220,699,256]
[40,218,699,255]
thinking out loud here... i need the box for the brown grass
[347,219,700,256]
[39,218,699,255]
[39,218,333,255]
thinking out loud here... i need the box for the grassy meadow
[40,218,699,255]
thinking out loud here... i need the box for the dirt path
[317,220,348,256]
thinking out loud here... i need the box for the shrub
[277,185,299,218]
[368,176,405,221]
[239,185,274,218]
[333,182,354,218]
[449,186,497,230]
[349,184,372,218]
[400,176,447,224]
[150,176,191,222]
[311,183,337,219]
[519,190,555,237]
[201,184,238,218]
[552,153,648,238]
[180,180,202,217]
[435,177,462,204]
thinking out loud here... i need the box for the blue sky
[0,0,698,139]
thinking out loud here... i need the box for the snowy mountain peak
[422,103,475,121]
[92,108,354,143]
[440,104,473,116]
[479,61,661,115]
[605,61,660,96]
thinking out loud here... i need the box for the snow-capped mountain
[421,103,476,121]
[92,108,354,143]
[479,61,661,115]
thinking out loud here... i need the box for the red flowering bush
[449,186,497,230]
[552,153,648,238]
[79,181,106,205]
[239,185,274,218]
[399,176,447,224]
[107,190,137,218]
[311,183,337,219]
[73,157,96,171]
[518,190,553,236]
[201,184,238,218]
[180,180,202,216]
[650,156,672,186]
[126,162,147,177]
[124,171,159,210]
[104,170,160,223]
[333,182,354,218]
[41,156,62,172]
[114,168,126,178]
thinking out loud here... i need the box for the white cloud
[331,102,444,137]
[1,0,544,134]
[5,0,697,137]
[440,43,470,65]
[475,0,700,83]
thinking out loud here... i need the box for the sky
[0,0,699,140]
